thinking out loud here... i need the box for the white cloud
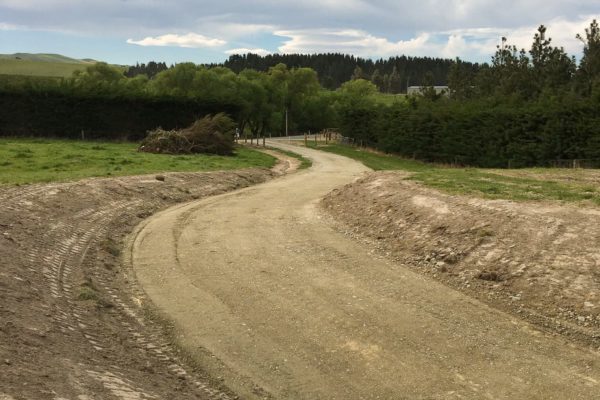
[225,48,272,56]
[273,14,596,61]
[1,0,597,63]
[0,22,19,30]
[126,33,226,48]
[274,29,434,57]
[441,15,596,60]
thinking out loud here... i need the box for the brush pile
[139,113,235,155]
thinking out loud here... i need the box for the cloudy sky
[0,1,598,65]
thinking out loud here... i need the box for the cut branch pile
[139,113,235,155]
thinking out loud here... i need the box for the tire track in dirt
[0,163,293,399]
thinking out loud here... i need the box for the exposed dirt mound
[322,171,600,346]
[0,167,276,399]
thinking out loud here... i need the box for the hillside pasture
[0,59,87,78]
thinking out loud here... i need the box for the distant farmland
[0,58,87,78]
[0,53,125,78]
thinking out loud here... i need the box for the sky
[0,1,598,65]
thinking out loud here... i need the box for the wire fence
[546,159,600,169]
[336,136,600,170]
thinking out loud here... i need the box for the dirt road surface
[131,141,600,400]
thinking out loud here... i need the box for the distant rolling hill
[0,53,95,64]
[0,53,97,78]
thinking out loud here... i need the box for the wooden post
[304,132,307,147]
[263,136,266,147]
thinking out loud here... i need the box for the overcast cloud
[0,0,598,63]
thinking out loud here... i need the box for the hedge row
[0,91,241,141]
[341,100,600,168]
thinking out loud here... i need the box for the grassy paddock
[308,143,600,205]
[0,138,276,185]
[0,59,87,78]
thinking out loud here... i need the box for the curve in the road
[130,141,600,400]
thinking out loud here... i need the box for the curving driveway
[130,141,600,399]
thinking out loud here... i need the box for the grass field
[0,138,277,185]
[373,92,406,106]
[0,53,126,78]
[0,53,90,63]
[0,59,88,78]
[307,143,600,205]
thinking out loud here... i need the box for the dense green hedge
[339,99,600,168]
[0,91,241,141]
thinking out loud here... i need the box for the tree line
[1,20,599,167]
[126,53,474,93]
[125,61,169,79]
[215,53,477,92]
[341,21,600,167]
[0,61,335,140]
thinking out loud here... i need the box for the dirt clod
[477,270,501,281]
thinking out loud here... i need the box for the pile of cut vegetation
[139,113,235,155]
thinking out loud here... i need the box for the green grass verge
[306,142,427,172]
[267,147,312,169]
[307,143,600,205]
[0,138,276,185]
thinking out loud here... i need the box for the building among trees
[407,85,448,95]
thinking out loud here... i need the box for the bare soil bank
[0,167,278,399]
[322,171,600,348]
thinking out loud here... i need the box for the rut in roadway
[130,141,600,400]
